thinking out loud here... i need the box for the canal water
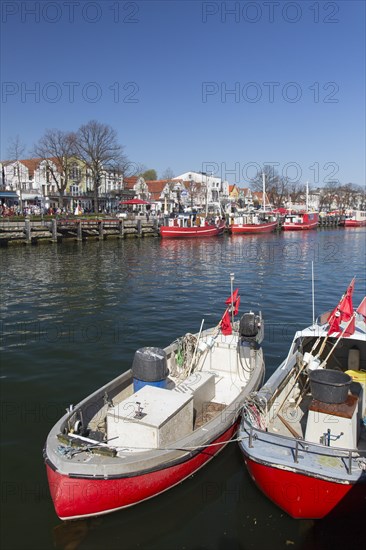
[1,228,365,550]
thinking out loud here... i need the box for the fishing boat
[282,182,319,231]
[282,211,319,231]
[229,173,278,234]
[160,214,226,238]
[344,210,366,227]
[229,212,278,234]
[238,280,366,519]
[44,285,265,520]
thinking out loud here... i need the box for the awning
[119,199,150,205]
[0,191,19,199]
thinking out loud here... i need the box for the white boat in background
[45,281,265,520]
[238,279,366,519]
[345,210,366,227]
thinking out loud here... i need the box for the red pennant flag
[225,288,239,305]
[234,295,241,315]
[357,296,366,319]
[221,310,232,335]
[343,315,355,337]
[328,278,355,335]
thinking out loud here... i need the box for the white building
[174,171,229,206]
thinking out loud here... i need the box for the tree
[33,129,77,206]
[161,167,175,180]
[141,169,157,181]
[6,135,27,209]
[250,165,288,208]
[75,120,125,212]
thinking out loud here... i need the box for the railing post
[24,218,31,244]
[137,219,142,237]
[77,220,82,242]
[98,221,104,240]
[348,451,352,475]
[51,219,57,242]
[119,219,124,238]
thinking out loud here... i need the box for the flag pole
[230,272,235,326]
[312,261,315,325]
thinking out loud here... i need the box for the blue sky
[1,0,365,186]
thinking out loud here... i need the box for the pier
[0,217,160,246]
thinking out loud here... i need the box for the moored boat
[44,286,265,520]
[282,211,319,230]
[229,212,278,234]
[238,280,366,519]
[344,210,366,227]
[160,215,225,238]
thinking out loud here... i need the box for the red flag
[225,288,239,305]
[221,310,232,335]
[357,296,366,319]
[328,278,355,336]
[344,315,355,337]
[234,295,241,315]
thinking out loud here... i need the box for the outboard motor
[239,312,263,348]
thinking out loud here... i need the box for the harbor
[0,212,350,247]
[1,227,365,550]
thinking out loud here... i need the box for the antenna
[312,261,315,325]
[230,272,235,325]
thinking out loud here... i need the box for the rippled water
[1,228,365,550]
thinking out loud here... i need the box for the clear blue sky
[1,0,365,186]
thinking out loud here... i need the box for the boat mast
[262,172,266,212]
[306,181,309,211]
[312,261,315,325]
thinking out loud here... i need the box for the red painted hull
[46,422,238,520]
[242,456,365,519]
[282,221,318,231]
[345,220,366,227]
[160,222,225,238]
[230,221,278,234]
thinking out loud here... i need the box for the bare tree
[75,120,126,212]
[250,165,288,208]
[6,135,27,209]
[161,167,175,180]
[33,129,77,206]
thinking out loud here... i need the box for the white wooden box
[107,385,193,449]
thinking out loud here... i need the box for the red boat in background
[160,215,225,238]
[345,210,366,227]
[282,211,319,230]
[229,212,278,234]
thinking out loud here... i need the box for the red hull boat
[238,280,366,519]
[282,211,319,230]
[46,422,237,519]
[344,210,366,227]
[230,220,278,234]
[44,292,265,520]
[160,217,225,238]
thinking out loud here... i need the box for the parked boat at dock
[229,212,278,234]
[160,215,225,238]
[282,211,319,230]
[238,280,366,519]
[44,286,265,520]
[345,210,366,227]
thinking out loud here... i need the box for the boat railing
[244,423,366,475]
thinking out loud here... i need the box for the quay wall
[0,217,160,247]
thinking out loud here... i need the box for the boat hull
[241,455,365,519]
[160,222,225,238]
[282,221,318,231]
[230,221,277,234]
[46,421,238,520]
[345,220,366,227]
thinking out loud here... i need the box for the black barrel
[132,347,169,392]
[309,369,352,404]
